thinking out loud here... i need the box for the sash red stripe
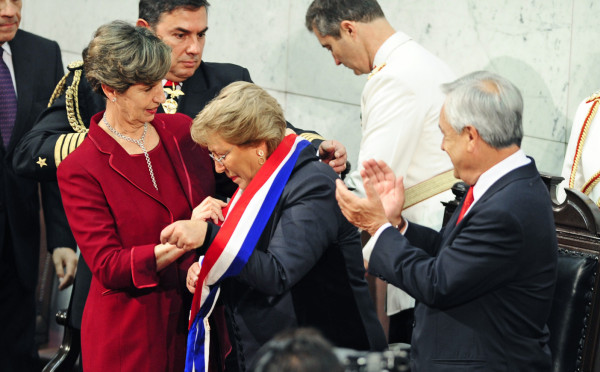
[188,134,298,328]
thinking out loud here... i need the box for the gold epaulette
[47,61,88,169]
[298,132,325,143]
[48,60,88,134]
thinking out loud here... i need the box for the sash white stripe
[198,137,305,306]
[187,136,309,372]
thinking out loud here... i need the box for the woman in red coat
[57,21,215,372]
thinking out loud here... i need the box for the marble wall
[20,0,600,176]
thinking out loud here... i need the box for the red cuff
[131,244,159,288]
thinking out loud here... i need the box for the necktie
[0,49,17,148]
[456,185,474,224]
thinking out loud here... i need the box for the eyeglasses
[209,148,232,165]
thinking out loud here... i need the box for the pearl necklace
[102,113,158,191]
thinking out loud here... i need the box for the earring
[257,149,265,165]
[111,97,116,103]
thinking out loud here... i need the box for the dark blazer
[2,29,75,291]
[368,159,558,372]
[57,112,214,372]
[202,145,387,371]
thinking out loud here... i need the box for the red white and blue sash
[185,134,310,372]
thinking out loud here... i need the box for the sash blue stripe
[187,286,219,372]
[221,139,309,279]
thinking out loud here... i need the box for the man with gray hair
[336,71,558,371]
[306,0,456,342]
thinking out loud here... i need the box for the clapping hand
[361,159,405,226]
[336,159,405,236]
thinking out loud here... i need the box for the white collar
[472,149,531,203]
[1,42,12,57]
[372,31,411,71]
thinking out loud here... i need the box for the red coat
[57,112,215,372]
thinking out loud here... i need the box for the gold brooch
[162,88,185,114]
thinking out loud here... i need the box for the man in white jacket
[561,91,600,207]
[306,0,455,343]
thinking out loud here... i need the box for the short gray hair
[441,71,524,148]
[305,0,384,38]
[84,20,171,96]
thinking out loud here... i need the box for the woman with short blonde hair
[162,81,387,371]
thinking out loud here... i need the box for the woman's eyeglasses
[209,148,232,165]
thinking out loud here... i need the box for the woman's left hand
[160,220,207,251]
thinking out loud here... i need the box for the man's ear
[136,18,150,29]
[464,125,479,152]
[340,20,358,38]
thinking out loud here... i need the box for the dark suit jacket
[368,159,558,372]
[57,112,214,372]
[202,145,386,371]
[2,29,75,291]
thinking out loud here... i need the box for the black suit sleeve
[37,44,77,251]
[369,206,526,309]
[41,180,76,250]
[13,66,104,181]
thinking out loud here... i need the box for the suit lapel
[178,63,221,118]
[8,30,34,153]
[153,116,194,208]
[88,112,165,206]
[441,160,539,245]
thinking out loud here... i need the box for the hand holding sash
[160,220,208,251]
[191,197,228,224]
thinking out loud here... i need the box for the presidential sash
[185,134,310,372]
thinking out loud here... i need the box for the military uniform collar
[370,31,411,76]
